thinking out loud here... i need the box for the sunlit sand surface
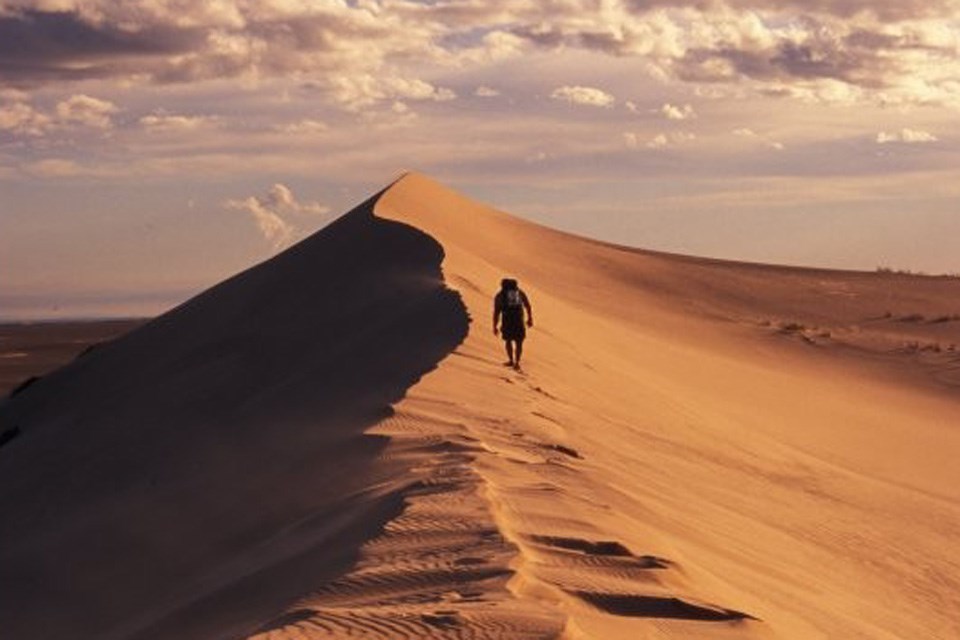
[2,173,958,639]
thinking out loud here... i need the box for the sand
[1,173,959,639]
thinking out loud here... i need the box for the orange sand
[2,173,959,639]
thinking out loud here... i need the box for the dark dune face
[0,192,469,640]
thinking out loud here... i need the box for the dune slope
[0,191,467,639]
[3,173,960,640]
[251,173,959,640]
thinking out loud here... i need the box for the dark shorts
[501,315,525,341]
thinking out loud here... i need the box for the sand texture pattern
[2,173,959,639]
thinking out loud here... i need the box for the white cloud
[0,101,52,136]
[225,183,331,250]
[230,197,294,249]
[551,85,615,108]
[1,93,118,136]
[475,86,500,97]
[640,131,697,149]
[647,133,669,149]
[273,119,328,134]
[139,112,212,131]
[451,29,527,66]
[323,74,456,111]
[6,1,960,114]
[734,127,785,150]
[661,103,696,120]
[876,128,939,144]
[387,77,456,103]
[54,95,118,129]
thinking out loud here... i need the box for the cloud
[0,99,51,136]
[0,8,205,83]
[273,119,328,134]
[633,131,697,149]
[139,112,212,131]
[1,93,117,135]
[0,88,30,101]
[525,150,549,163]
[0,4,457,112]
[319,74,456,111]
[227,196,294,250]
[506,3,960,109]
[646,133,669,149]
[704,0,958,22]
[475,86,500,97]
[55,94,117,128]
[876,128,939,144]
[3,2,958,113]
[22,158,84,177]
[225,183,331,250]
[388,78,456,102]
[734,127,785,150]
[661,103,696,120]
[551,85,615,108]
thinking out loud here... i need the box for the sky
[2,0,959,319]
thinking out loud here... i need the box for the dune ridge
[3,173,960,639]
[0,191,468,639]
[242,173,960,639]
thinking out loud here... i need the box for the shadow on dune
[0,188,469,640]
[573,592,755,622]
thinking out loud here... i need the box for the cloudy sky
[2,0,959,319]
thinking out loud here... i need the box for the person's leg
[504,340,515,365]
[514,338,524,366]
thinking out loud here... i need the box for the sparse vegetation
[778,322,806,333]
[876,266,960,279]
[902,341,947,354]
[876,266,926,275]
[772,321,833,344]
[885,313,960,324]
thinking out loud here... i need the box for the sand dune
[2,173,959,639]
[0,319,144,396]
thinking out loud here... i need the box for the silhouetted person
[493,278,533,369]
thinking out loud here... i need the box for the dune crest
[247,172,960,639]
[0,192,468,639]
[3,172,960,639]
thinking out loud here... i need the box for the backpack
[504,289,523,308]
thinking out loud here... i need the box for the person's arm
[522,291,533,327]
[493,296,501,335]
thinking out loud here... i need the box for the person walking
[493,278,533,369]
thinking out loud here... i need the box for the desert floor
[0,319,145,395]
